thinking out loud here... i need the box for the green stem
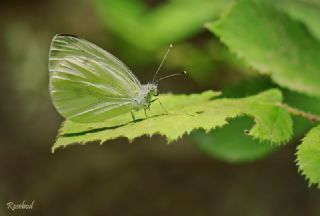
[279,103,320,123]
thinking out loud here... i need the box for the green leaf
[192,78,276,163]
[193,76,320,163]
[297,124,320,188]
[206,0,320,97]
[193,117,277,163]
[95,0,231,50]
[52,89,293,152]
[277,1,320,41]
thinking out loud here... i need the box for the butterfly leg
[131,111,136,122]
[150,98,168,114]
[144,108,149,118]
[157,98,168,114]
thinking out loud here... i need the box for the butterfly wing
[49,34,142,122]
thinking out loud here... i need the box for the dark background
[1,0,319,215]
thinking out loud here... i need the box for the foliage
[204,0,320,187]
[206,0,320,97]
[53,89,292,152]
[193,117,277,163]
[276,0,320,40]
[95,0,232,50]
[47,0,320,188]
[297,125,320,188]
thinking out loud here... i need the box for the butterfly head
[150,83,159,96]
[142,83,158,98]
[135,83,158,109]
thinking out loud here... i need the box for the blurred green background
[1,0,320,215]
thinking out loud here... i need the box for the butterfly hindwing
[49,34,142,122]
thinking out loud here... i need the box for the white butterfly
[49,34,184,122]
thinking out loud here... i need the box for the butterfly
[49,34,185,123]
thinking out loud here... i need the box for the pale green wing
[49,34,142,122]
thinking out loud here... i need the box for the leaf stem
[279,103,320,123]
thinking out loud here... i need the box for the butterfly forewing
[49,34,142,122]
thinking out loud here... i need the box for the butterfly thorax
[132,83,158,110]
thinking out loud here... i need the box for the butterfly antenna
[154,71,187,84]
[152,44,173,83]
